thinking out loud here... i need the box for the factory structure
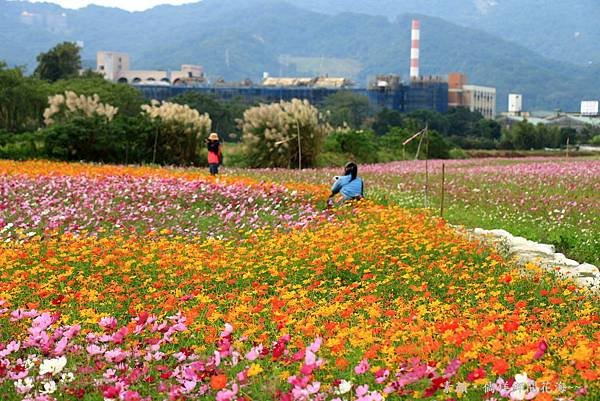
[497,94,600,132]
[97,19,499,117]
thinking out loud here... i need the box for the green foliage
[324,129,379,163]
[498,121,582,151]
[579,125,600,144]
[445,107,483,136]
[0,130,43,160]
[0,64,49,133]
[371,108,404,136]
[50,76,144,117]
[315,151,348,168]
[321,91,373,129]
[43,116,122,162]
[34,42,82,82]
[448,148,469,159]
[448,136,497,150]
[377,127,451,160]
[591,135,600,146]
[40,114,156,164]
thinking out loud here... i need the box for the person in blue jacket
[328,161,364,206]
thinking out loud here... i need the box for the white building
[96,51,204,85]
[462,85,496,119]
[508,94,523,115]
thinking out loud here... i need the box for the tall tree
[0,62,49,132]
[34,42,82,82]
[322,91,373,129]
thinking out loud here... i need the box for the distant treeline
[2,49,599,167]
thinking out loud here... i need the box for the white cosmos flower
[39,356,67,376]
[336,379,353,395]
[60,371,75,383]
[41,380,57,394]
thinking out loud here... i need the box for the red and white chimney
[410,19,420,79]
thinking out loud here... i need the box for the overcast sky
[25,0,201,11]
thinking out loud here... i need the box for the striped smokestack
[410,19,420,79]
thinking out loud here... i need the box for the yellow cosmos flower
[247,363,264,377]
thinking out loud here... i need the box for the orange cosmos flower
[210,374,227,390]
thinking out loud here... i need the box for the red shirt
[208,143,222,164]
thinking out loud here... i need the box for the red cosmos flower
[103,385,121,399]
[272,341,286,360]
[424,377,448,397]
[467,367,486,382]
[51,294,65,305]
[67,388,85,399]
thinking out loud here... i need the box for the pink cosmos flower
[374,368,389,384]
[354,359,370,375]
[533,339,548,360]
[309,337,322,353]
[245,344,263,361]
[216,384,238,401]
[99,316,118,331]
[356,384,369,397]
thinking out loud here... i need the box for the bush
[241,99,330,168]
[448,135,497,150]
[448,148,469,159]
[43,116,124,162]
[141,100,212,166]
[0,131,43,160]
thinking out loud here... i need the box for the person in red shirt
[206,132,223,175]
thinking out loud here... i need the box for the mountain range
[1,0,599,111]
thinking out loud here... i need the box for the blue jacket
[331,174,364,200]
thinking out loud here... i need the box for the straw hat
[208,132,219,141]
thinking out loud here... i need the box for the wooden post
[152,126,159,164]
[440,163,446,218]
[296,119,302,170]
[424,124,429,208]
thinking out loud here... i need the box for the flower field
[235,158,600,266]
[0,160,599,401]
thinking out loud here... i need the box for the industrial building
[498,98,600,131]
[134,76,449,114]
[448,73,497,119]
[96,51,205,85]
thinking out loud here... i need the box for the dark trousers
[209,163,219,175]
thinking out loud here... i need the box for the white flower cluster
[240,98,330,167]
[242,99,325,150]
[43,91,119,126]
[141,100,211,138]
